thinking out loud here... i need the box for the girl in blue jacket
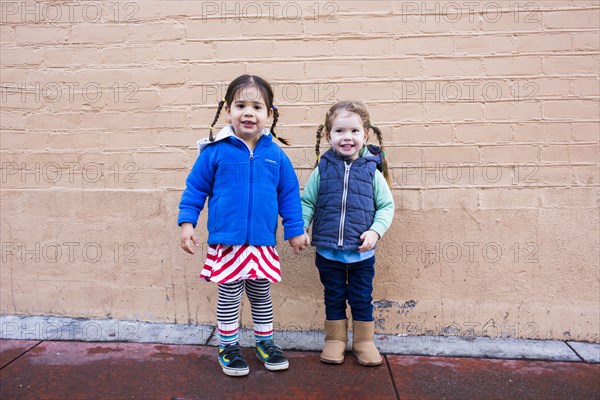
[301,101,395,367]
[179,75,307,377]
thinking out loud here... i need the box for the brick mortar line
[151,31,600,42]
[2,77,598,85]
[2,146,599,152]
[2,101,595,111]
[0,188,166,192]
[181,32,600,42]
[2,48,599,56]
[3,102,599,109]
[162,188,596,195]
[3,48,599,57]
[1,29,598,40]
[3,97,598,103]
[3,96,598,101]
[1,63,597,70]
[3,6,599,27]
[389,185,600,190]
[4,186,599,192]
[6,114,600,119]
[2,123,598,130]
[2,132,597,139]
[2,146,598,152]
[189,5,600,18]
[185,76,600,82]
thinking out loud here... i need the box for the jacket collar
[196,125,272,153]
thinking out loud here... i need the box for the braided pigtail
[370,124,393,188]
[209,99,226,141]
[270,105,289,145]
[314,122,325,168]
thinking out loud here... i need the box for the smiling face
[226,85,271,148]
[327,111,368,161]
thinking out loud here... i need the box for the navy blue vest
[311,146,383,250]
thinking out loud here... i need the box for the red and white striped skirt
[200,244,281,283]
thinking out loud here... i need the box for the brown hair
[209,74,288,145]
[315,101,391,187]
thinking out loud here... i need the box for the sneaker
[255,340,289,371]
[218,343,249,376]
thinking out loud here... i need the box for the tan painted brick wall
[1,1,598,341]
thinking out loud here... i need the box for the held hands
[180,222,199,254]
[182,225,372,254]
[288,230,310,254]
[358,230,380,252]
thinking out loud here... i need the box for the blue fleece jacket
[178,126,304,246]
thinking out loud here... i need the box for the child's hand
[288,234,307,254]
[358,230,379,252]
[303,229,311,247]
[180,223,199,254]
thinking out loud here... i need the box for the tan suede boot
[320,319,348,364]
[352,321,382,366]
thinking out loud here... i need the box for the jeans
[315,252,375,322]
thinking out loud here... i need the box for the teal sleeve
[301,168,320,230]
[370,170,395,238]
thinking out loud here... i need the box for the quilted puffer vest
[311,146,382,250]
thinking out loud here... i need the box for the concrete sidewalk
[1,339,599,399]
[1,316,599,399]
[1,315,599,362]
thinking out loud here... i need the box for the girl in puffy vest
[179,75,307,376]
[301,101,394,366]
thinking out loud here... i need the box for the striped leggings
[217,279,273,344]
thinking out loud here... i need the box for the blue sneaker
[255,340,289,371]
[218,343,249,376]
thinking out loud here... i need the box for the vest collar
[324,145,382,164]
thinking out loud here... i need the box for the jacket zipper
[234,134,261,243]
[338,161,352,247]
[246,150,254,243]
